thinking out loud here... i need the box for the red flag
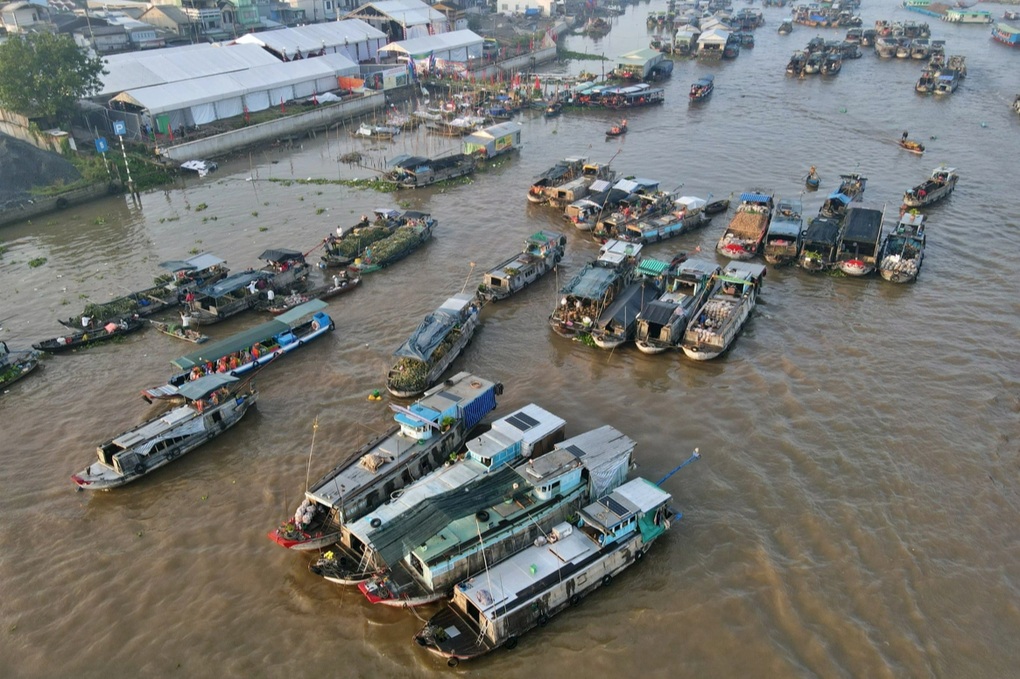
[168,126,174,141]
[534,76,541,90]
[280,98,285,113]
[243,104,250,123]
[312,92,319,105]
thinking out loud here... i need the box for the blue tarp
[739,192,772,203]
[461,384,497,431]
[826,192,851,205]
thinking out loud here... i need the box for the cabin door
[463,597,485,630]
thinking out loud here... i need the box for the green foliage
[0,33,106,123]
[28,257,47,268]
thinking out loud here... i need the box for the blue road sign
[94,137,109,153]
[112,120,127,136]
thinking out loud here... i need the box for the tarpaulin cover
[640,299,681,326]
[560,264,619,300]
[842,207,884,243]
[595,281,660,331]
[393,309,462,362]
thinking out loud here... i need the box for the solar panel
[564,444,586,457]
[505,411,540,431]
[433,391,460,403]
[602,496,630,517]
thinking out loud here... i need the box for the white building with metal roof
[344,0,448,40]
[232,19,386,63]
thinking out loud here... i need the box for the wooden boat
[635,258,721,354]
[798,216,843,271]
[321,209,434,269]
[993,21,1020,45]
[477,231,566,303]
[778,20,794,35]
[934,69,961,95]
[267,372,501,551]
[716,190,775,260]
[544,101,563,118]
[916,69,937,94]
[763,198,805,266]
[357,425,635,607]
[879,212,926,283]
[527,156,588,204]
[592,189,676,242]
[605,120,628,137]
[141,300,333,403]
[899,139,925,155]
[258,248,309,293]
[347,216,434,275]
[836,204,886,276]
[386,294,481,398]
[71,374,256,490]
[386,153,475,188]
[412,477,674,666]
[184,270,273,326]
[355,122,399,139]
[568,176,659,230]
[821,52,842,75]
[590,274,664,350]
[902,166,958,208]
[805,167,820,190]
[261,274,360,314]
[549,240,643,338]
[0,342,40,392]
[704,197,730,215]
[552,161,617,212]
[681,262,766,361]
[786,50,808,76]
[150,319,208,344]
[33,316,144,353]
[820,172,867,219]
[689,75,714,101]
[310,404,568,586]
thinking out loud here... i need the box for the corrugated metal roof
[379,29,484,56]
[637,258,669,276]
[234,19,385,54]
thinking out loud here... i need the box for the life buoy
[311,320,320,331]
[602,574,613,587]
[475,510,490,523]
[504,636,518,650]
[569,593,581,606]
[635,549,645,562]
[370,517,382,528]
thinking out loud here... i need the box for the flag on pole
[280,97,285,113]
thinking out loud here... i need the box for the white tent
[111,54,358,128]
[344,0,448,40]
[379,29,483,62]
[697,28,730,47]
[233,19,386,64]
[98,44,280,98]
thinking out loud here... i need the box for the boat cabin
[764,198,804,263]
[636,257,721,350]
[798,216,843,270]
[837,204,885,272]
[259,248,308,291]
[462,122,522,159]
[157,252,228,289]
[187,270,271,321]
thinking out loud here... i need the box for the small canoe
[805,169,820,190]
[150,319,209,343]
[33,317,145,353]
[263,276,361,315]
[0,351,40,392]
[606,122,628,137]
[704,198,731,215]
[899,139,925,155]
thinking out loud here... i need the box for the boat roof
[199,270,266,297]
[561,264,619,299]
[931,165,956,175]
[640,299,681,325]
[388,154,428,168]
[469,403,566,463]
[614,177,659,193]
[598,239,643,266]
[678,257,722,278]
[158,252,225,273]
[522,425,634,496]
[259,248,305,263]
[803,216,841,243]
[739,191,773,203]
[636,258,670,276]
[898,212,925,229]
[676,196,707,209]
[111,403,198,449]
[175,373,239,401]
[595,281,657,330]
[172,300,327,370]
[721,261,767,281]
[306,373,497,509]
[578,477,672,531]
[842,205,884,242]
[527,230,562,245]
[694,75,714,85]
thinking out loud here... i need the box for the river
[1,1,1019,677]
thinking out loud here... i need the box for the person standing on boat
[901,130,909,142]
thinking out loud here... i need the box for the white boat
[413,477,674,666]
[72,374,256,490]
[267,372,501,550]
[879,212,926,283]
[681,262,766,360]
[902,166,958,208]
[635,258,721,354]
[179,159,218,177]
[386,294,481,398]
[355,122,400,139]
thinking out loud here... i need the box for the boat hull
[0,356,40,391]
[386,315,479,398]
[634,341,670,355]
[837,259,873,276]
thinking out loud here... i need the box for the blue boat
[141,299,334,402]
[690,75,714,101]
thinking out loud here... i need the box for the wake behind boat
[72,374,256,490]
[141,300,333,403]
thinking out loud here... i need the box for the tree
[0,33,106,125]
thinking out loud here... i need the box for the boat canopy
[259,248,305,263]
[842,206,884,243]
[196,270,266,298]
[739,192,772,203]
[639,299,680,326]
[175,373,238,401]
[595,281,657,331]
[393,295,473,362]
[676,196,707,210]
[637,258,669,276]
[171,300,326,370]
[614,177,659,194]
[561,265,619,300]
[803,217,841,244]
[159,252,225,273]
[387,154,428,168]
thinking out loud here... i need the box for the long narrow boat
[819,172,867,219]
[267,372,501,551]
[836,203,886,276]
[879,212,926,283]
[614,196,711,245]
[71,374,256,490]
[320,210,435,269]
[635,258,722,354]
[716,191,775,260]
[527,157,588,204]
[60,252,227,328]
[149,319,209,344]
[33,316,145,353]
[476,231,566,303]
[0,342,40,392]
[549,240,643,338]
[347,217,435,275]
[386,294,481,398]
[310,404,568,586]
[141,300,333,403]
[681,262,766,360]
[358,425,636,607]
[412,477,674,666]
[259,274,360,314]
[385,153,476,188]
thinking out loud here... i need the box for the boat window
[410,553,425,576]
